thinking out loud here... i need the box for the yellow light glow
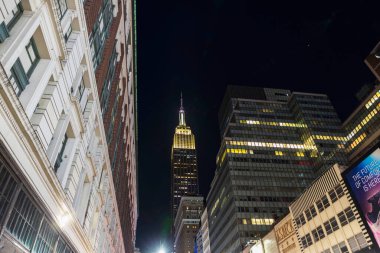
[346,106,378,143]
[172,126,196,149]
[227,140,314,150]
[240,120,307,128]
[365,90,380,109]
[251,218,274,225]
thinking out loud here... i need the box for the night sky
[136,1,380,251]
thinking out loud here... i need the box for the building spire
[179,92,186,126]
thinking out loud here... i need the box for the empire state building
[171,96,199,222]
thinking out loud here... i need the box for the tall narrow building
[171,96,199,221]
[0,0,134,251]
[83,0,138,251]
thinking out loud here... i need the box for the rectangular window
[89,0,114,69]
[54,134,68,172]
[324,220,332,235]
[336,185,344,198]
[64,25,72,42]
[321,195,330,209]
[330,217,339,232]
[9,37,40,95]
[6,190,43,250]
[77,78,85,102]
[0,163,18,225]
[0,156,75,252]
[0,3,23,43]
[305,209,312,221]
[338,210,349,227]
[345,207,355,222]
[310,206,317,218]
[301,236,307,248]
[10,58,28,96]
[32,218,59,253]
[296,214,306,228]
[56,237,74,253]
[0,22,10,43]
[324,217,338,235]
[328,189,338,203]
[312,225,325,242]
[305,233,313,247]
[100,47,118,114]
[24,38,40,77]
[316,199,324,212]
[339,241,349,253]
[55,0,68,20]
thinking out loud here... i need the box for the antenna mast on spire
[180,92,183,109]
[179,92,186,126]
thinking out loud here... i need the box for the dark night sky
[135,1,380,251]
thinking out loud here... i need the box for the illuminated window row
[239,120,307,128]
[241,218,274,225]
[350,133,367,150]
[347,107,378,140]
[274,150,305,157]
[365,89,380,109]
[227,140,314,150]
[312,135,346,142]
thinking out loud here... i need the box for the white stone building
[0,0,125,252]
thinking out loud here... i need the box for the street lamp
[157,247,165,253]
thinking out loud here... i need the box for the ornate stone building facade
[0,0,137,252]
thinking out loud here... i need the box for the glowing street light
[157,247,165,253]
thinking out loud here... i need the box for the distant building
[174,196,203,253]
[196,226,203,253]
[201,208,211,253]
[207,86,347,253]
[171,95,199,250]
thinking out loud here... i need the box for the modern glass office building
[207,86,347,253]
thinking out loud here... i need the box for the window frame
[54,134,68,172]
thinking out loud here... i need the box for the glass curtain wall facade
[207,86,347,253]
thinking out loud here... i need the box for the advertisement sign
[343,148,380,247]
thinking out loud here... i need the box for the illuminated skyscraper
[207,86,347,253]
[171,96,199,222]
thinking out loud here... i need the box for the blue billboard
[343,148,380,247]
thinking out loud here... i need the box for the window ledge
[19,59,54,118]
[0,11,37,70]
